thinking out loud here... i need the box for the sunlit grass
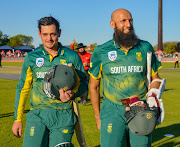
[0,63,180,146]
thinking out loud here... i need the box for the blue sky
[0,0,179,48]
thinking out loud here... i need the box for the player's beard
[114,25,139,48]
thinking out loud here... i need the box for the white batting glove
[146,88,160,108]
[146,88,165,125]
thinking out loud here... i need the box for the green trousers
[23,109,76,147]
[100,98,151,147]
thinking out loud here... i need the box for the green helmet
[125,106,158,136]
[42,63,77,100]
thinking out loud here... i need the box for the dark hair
[38,16,60,32]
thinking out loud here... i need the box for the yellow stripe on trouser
[15,67,33,122]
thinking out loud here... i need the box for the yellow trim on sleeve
[88,63,102,79]
[16,67,33,121]
[151,66,162,77]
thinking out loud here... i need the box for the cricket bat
[147,51,166,124]
[73,99,87,147]
[147,52,152,88]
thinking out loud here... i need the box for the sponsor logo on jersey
[107,123,112,133]
[36,72,48,78]
[111,66,143,74]
[30,126,35,136]
[36,58,44,67]
[108,51,117,61]
[136,52,143,62]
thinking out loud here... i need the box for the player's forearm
[149,74,161,89]
[90,89,100,119]
[90,80,100,119]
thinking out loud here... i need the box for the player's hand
[12,121,22,138]
[59,89,74,102]
[125,106,130,111]
[96,118,101,130]
[146,90,158,108]
[72,38,75,45]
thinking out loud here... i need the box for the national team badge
[30,126,35,136]
[146,113,153,119]
[136,52,143,62]
[108,51,117,61]
[36,58,44,67]
[107,123,112,133]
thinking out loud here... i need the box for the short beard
[114,25,139,48]
[79,50,85,55]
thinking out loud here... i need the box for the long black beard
[114,27,139,48]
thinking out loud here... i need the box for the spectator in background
[158,53,163,62]
[77,43,92,105]
[174,54,179,68]
[1,50,5,57]
[70,38,76,50]
[8,50,12,57]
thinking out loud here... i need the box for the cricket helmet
[125,105,158,136]
[42,63,77,100]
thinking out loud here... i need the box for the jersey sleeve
[14,55,33,122]
[148,44,162,76]
[72,52,88,98]
[88,46,102,79]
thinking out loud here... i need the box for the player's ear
[38,30,42,38]
[110,21,115,29]
[58,29,61,37]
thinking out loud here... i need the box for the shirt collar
[41,42,62,56]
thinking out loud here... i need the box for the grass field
[0,62,180,147]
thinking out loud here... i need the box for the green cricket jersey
[89,39,162,105]
[14,43,88,122]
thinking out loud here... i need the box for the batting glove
[146,88,160,108]
[121,95,145,107]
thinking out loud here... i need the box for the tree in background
[0,30,9,46]
[7,34,34,48]
[164,44,176,54]
[73,43,78,50]
[153,41,180,53]
[90,43,97,49]
[177,42,180,52]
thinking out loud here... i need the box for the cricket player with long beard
[89,9,165,147]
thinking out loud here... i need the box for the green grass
[1,62,23,66]
[0,62,180,146]
[161,62,175,68]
